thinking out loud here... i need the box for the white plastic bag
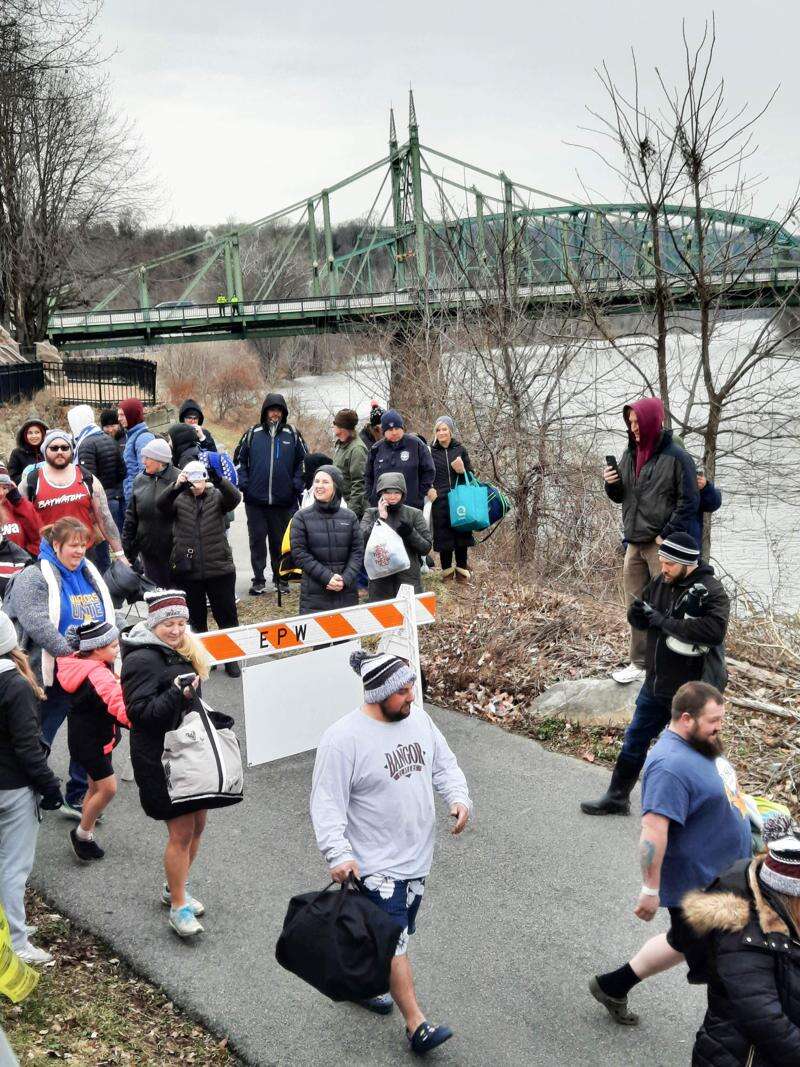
[422,499,432,529]
[364,519,410,580]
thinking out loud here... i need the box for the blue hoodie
[38,539,104,633]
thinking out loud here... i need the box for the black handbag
[275,876,404,1001]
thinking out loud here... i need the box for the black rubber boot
[580,762,638,816]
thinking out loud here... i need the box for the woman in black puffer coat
[157,461,241,675]
[430,416,475,581]
[289,464,363,615]
[682,821,800,1067]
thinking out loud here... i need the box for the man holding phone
[602,397,698,685]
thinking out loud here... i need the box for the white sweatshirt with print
[310,704,472,880]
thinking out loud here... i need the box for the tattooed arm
[91,478,125,556]
[634,812,669,922]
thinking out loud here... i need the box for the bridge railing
[48,266,800,334]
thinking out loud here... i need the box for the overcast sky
[99,0,800,230]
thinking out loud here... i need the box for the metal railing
[0,357,157,407]
[47,266,800,335]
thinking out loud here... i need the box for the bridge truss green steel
[49,93,800,350]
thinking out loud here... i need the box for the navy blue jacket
[234,394,306,509]
[365,433,435,511]
[687,479,722,546]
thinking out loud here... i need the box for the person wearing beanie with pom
[589,681,751,1030]
[289,464,363,614]
[121,437,179,587]
[120,590,217,939]
[0,609,63,965]
[57,620,130,863]
[359,401,384,452]
[682,810,800,1065]
[582,531,730,818]
[310,649,471,1054]
[364,409,435,512]
[332,409,369,519]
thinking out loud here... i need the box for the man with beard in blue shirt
[588,681,752,1027]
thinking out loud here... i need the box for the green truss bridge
[49,94,800,351]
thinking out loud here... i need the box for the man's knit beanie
[350,650,416,704]
[41,428,73,455]
[760,814,800,898]
[380,409,404,432]
[145,589,189,630]
[658,532,700,566]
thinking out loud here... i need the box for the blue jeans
[40,681,87,807]
[619,684,672,779]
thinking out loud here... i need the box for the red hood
[624,397,664,475]
[56,654,101,693]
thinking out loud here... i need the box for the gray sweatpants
[0,787,39,950]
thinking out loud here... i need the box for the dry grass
[1,892,242,1066]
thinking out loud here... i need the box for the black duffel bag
[275,876,404,1001]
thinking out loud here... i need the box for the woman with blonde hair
[121,589,219,939]
[0,610,63,964]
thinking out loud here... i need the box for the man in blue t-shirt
[588,680,752,1027]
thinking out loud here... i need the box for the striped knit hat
[350,650,416,704]
[144,589,189,630]
[658,532,700,566]
[760,814,800,897]
[41,428,73,455]
[77,619,119,652]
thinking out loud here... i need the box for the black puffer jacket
[430,439,474,552]
[0,664,60,796]
[122,463,179,560]
[605,427,699,543]
[290,498,364,614]
[683,857,800,1066]
[167,422,203,469]
[629,562,730,701]
[120,624,205,821]
[158,476,241,580]
[7,419,48,483]
[360,472,432,600]
[76,431,126,499]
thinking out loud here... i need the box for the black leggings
[179,573,238,634]
[440,547,468,570]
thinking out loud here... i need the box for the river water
[274,319,800,612]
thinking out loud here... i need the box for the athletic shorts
[361,875,426,956]
[666,906,693,954]
[82,753,114,783]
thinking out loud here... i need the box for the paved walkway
[30,512,705,1065]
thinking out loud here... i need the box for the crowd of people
[0,385,798,1065]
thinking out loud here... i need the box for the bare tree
[0,0,148,349]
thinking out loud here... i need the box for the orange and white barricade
[199,586,435,766]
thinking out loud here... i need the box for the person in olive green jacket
[332,409,368,519]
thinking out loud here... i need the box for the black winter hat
[658,532,700,566]
[302,452,333,490]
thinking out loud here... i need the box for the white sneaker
[612,664,646,685]
[169,905,204,938]
[17,942,53,965]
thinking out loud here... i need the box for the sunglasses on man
[47,444,71,453]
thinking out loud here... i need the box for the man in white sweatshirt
[310,649,471,1057]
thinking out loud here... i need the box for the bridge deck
[49,268,800,349]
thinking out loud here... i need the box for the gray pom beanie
[350,650,416,703]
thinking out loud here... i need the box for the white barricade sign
[215,586,435,767]
[197,590,436,664]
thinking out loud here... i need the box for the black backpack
[275,877,403,1002]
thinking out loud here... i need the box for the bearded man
[581,532,730,816]
[587,681,752,1027]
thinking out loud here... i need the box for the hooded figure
[234,392,307,595]
[289,463,363,614]
[178,399,217,452]
[67,405,126,502]
[119,399,154,503]
[7,418,48,483]
[166,422,202,469]
[360,471,432,601]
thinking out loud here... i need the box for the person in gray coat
[360,472,432,601]
[289,465,363,615]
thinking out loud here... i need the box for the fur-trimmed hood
[684,856,792,939]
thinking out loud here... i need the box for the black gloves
[40,782,64,810]
[683,583,710,617]
[631,599,665,629]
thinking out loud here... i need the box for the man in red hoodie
[602,397,698,684]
